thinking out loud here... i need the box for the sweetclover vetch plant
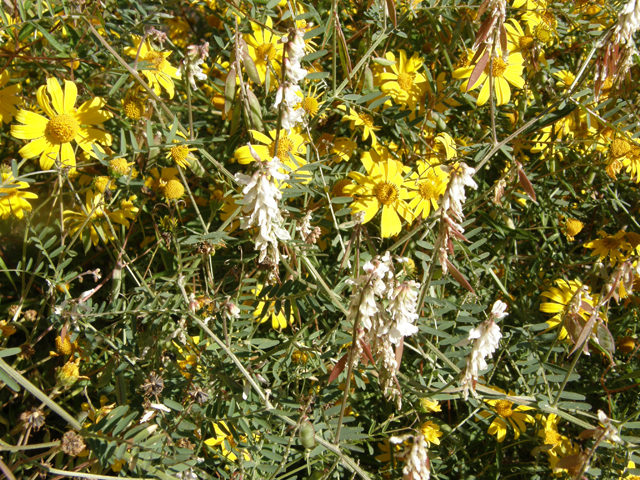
[3,0,640,478]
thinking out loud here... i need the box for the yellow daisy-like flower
[0,70,21,125]
[339,106,380,146]
[173,336,202,379]
[166,132,197,169]
[0,172,38,220]
[63,190,137,246]
[585,230,631,266]
[234,129,309,182]
[251,284,294,330]
[480,388,535,443]
[539,278,594,339]
[299,84,325,118]
[623,461,640,480]
[0,320,17,337]
[315,133,357,162]
[244,17,283,87]
[343,154,414,238]
[453,50,525,106]
[406,161,449,220]
[378,50,428,111]
[537,414,568,453]
[561,218,584,242]
[11,78,113,172]
[124,36,181,99]
[418,398,442,413]
[145,167,179,195]
[420,130,457,163]
[419,421,443,447]
[121,88,146,121]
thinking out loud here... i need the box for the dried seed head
[141,371,165,396]
[20,408,46,431]
[61,431,86,456]
[188,386,210,405]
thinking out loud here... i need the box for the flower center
[47,114,79,143]
[494,400,514,418]
[610,138,631,158]
[144,51,167,71]
[333,179,352,197]
[601,237,621,250]
[564,219,584,237]
[544,429,562,446]
[534,24,553,43]
[301,96,319,116]
[256,43,276,61]
[397,72,414,91]
[519,35,534,49]
[418,180,438,200]
[123,97,145,120]
[374,181,398,205]
[212,94,225,111]
[359,113,374,127]
[269,135,295,160]
[171,145,190,164]
[485,57,507,78]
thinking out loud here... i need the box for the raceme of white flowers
[345,253,421,406]
[459,300,506,399]
[391,433,431,480]
[273,28,308,132]
[235,155,290,265]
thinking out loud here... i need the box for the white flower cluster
[178,42,209,90]
[390,434,431,480]
[613,0,640,44]
[459,300,506,399]
[235,156,290,265]
[345,253,421,406]
[438,162,478,275]
[273,29,308,132]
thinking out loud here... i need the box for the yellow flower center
[494,400,514,418]
[171,145,190,165]
[374,181,398,205]
[519,35,534,49]
[397,72,414,91]
[163,179,185,200]
[47,113,79,143]
[333,178,352,197]
[93,176,111,193]
[123,96,145,120]
[544,429,562,445]
[212,94,225,110]
[542,11,558,29]
[611,138,631,158]
[269,135,295,160]
[55,336,74,355]
[301,96,319,116]
[109,158,131,177]
[418,179,438,200]
[618,336,636,353]
[534,24,553,43]
[601,237,621,250]
[359,113,374,127]
[256,43,276,61]
[486,57,507,78]
[144,51,167,71]
[564,219,584,237]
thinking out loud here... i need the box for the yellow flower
[204,421,250,462]
[406,161,449,220]
[11,78,113,172]
[145,167,179,195]
[163,179,185,200]
[0,320,17,337]
[166,132,197,169]
[453,50,525,106]
[480,388,535,442]
[562,218,584,241]
[0,172,38,220]
[378,50,428,111]
[299,84,325,117]
[316,133,357,162]
[124,36,181,98]
[585,230,631,266]
[344,153,414,238]
[251,284,294,330]
[108,158,135,179]
[419,421,443,447]
[418,398,442,413]
[540,278,594,339]
[0,70,21,125]
[234,129,309,182]
[537,414,568,453]
[121,88,146,121]
[339,106,380,145]
[623,461,640,480]
[173,336,202,379]
[57,358,81,387]
[244,17,283,87]
[63,190,137,246]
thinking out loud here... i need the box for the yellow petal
[63,80,77,114]
[47,78,65,115]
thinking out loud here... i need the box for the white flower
[385,280,421,344]
[280,105,306,132]
[235,158,290,264]
[178,42,210,90]
[274,83,302,109]
[490,300,508,319]
[459,319,502,399]
[285,57,308,83]
[391,434,431,480]
[597,410,623,444]
[440,162,477,222]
